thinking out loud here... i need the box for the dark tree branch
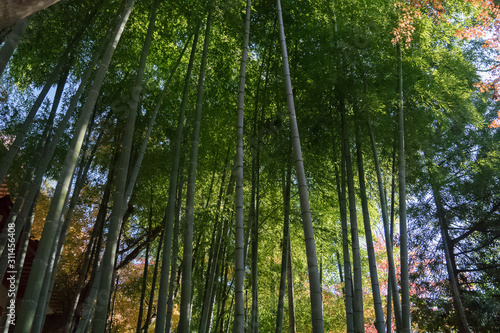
[0,0,61,29]
[451,200,500,244]
[115,225,162,270]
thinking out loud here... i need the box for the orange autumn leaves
[392,0,500,46]
[491,111,500,127]
[393,0,500,128]
[392,0,449,47]
[459,1,500,128]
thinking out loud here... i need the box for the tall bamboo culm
[15,1,134,331]
[354,120,385,332]
[367,117,402,332]
[155,29,200,333]
[93,0,160,329]
[234,0,252,331]
[276,0,324,331]
[177,8,212,332]
[397,43,411,333]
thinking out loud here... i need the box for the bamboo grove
[0,0,499,332]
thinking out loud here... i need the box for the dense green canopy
[0,0,499,332]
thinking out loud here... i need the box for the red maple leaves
[393,0,500,128]
[392,0,448,47]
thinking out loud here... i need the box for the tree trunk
[92,0,159,329]
[214,156,237,333]
[340,97,363,332]
[35,105,105,333]
[0,193,37,332]
[354,120,385,333]
[234,0,252,331]
[136,197,152,333]
[287,231,296,333]
[0,24,109,265]
[0,0,60,29]
[276,164,291,333]
[430,179,470,333]
[199,220,220,333]
[155,28,199,333]
[198,224,218,332]
[122,34,191,212]
[165,161,185,333]
[249,193,258,333]
[107,273,120,331]
[367,117,402,332]
[75,259,103,333]
[0,6,98,185]
[177,10,212,332]
[0,50,65,185]
[276,0,323,331]
[214,246,230,333]
[397,43,411,333]
[332,16,353,332]
[33,168,76,333]
[336,251,343,284]
[249,77,262,333]
[144,228,163,333]
[15,1,133,329]
[0,9,109,288]
[0,61,69,284]
[199,152,231,333]
[388,140,398,332]
[335,142,353,333]
[119,0,162,212]
[74,157,116,333]
[47,112,107,281]
[64,147,116,332]
[0,18,29,77]
[226,293,235,333]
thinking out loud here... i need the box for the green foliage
[2,0,500,331]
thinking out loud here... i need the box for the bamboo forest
[1,0,500,332]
